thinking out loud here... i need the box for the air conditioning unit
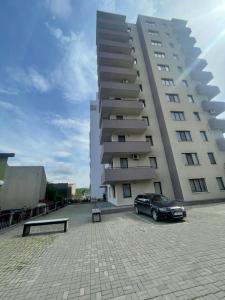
[131,154,140,160]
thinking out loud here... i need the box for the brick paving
[1,203,225,299]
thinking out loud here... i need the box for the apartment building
[90,10,225,206]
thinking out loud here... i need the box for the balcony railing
[202,100,225,116]
[98,65,137,82]
[217,138,225,151]
[97,28,129,43]
[99,81,140,99]
[102,166,157,184]
[191,70,213,85]
[98,52,134,68]
[101,141,151,163]
[182,47,201,59]
[100,99,143,118]
[186,58,207,70]
[97,39,132,55]
[209,118,225,132]
[196,84,220,100]
[97,18,127,32]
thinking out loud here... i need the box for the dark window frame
[123,184,132,198]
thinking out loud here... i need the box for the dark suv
[134,193,186,221]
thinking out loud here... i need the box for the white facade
[90,100,105,199]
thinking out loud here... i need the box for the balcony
[99,81,140,99]
[97,29,129,43]
[196,84,220,100]
[182,47,201,59]
[202,100,225,116]
[97,11,126,22]
[98,66,137,82]
[101,141,151,163]
[171,18,188,28]
[209,118,225,132]
[102,166,157,184]
[100,119,148,144]
[217,138,225,151]
[191,70,213,84]
[186,58,207,71]
[98,52,133,68]
[97,39,132,55]
[175,27,192,36]
[100,99,143,118]
[97,18,127,32]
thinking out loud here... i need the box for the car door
[136,195,145,213]
[141,197,151,215]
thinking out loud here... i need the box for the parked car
[134,193,186,221]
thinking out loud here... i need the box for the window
[129,36,133,42]
[193,112,201,121]
[142,116,149,126]
[137,70,140,77]
[139,99,145,107]
[169,42,174,48]
[166,94,180,103]
[127,27,131,32]
[132,46,135,53]
[171,111,185,121]
[182,153,199,165]
[123,184,131,198]
[148,30,159,36]
[165,32,170,37]
[116,115,123,120]
[189,178,208,193]
[173,54,178,60]
[157,64,170,72]
[154,182,162,194]
[112,185,116,197]
[120,158,128,168]
[139,84,143,91]
[177,66,183,73]
[149,157,157,169]
[208,152,216,164]
[216,177,225,190]
[134,58,137,64]
[146,21,156,26]
[118,135,126,142]
[162,78,174,86]
[176,131,192,142]
[146,135,153,146]
[200,131,208,142]
[182,80,188,87]
[151,40,162,46]
[187,95,195,103]
[154,51,165,58]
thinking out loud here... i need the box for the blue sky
[0,0,225,187]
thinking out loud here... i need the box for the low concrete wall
[0,166,47,210]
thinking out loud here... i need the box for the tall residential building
[90,10,225,206]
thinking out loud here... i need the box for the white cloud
[46,24,97,102]
[53,151,72,158]
[45,0,72,18]
[5,67,50,93]
[0,100,25,119]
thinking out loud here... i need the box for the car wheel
[152,210,158,222]
[135,207,140,214]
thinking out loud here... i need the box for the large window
[189,178,208,192]
[157,64,170,71]
[118,135,126,142]
[154,51,165,58]
[208,152,216,164]
[200,131,208,142]
[182,80,188,87]
[216,177,225,190]
[193,112,201,121]
[171,111,185,121]
[187,95,195,103]
[166,94,180,103]
[176,131,192,142]
[182,153,199,166]
[148,30,159,36]
[149,157,157,169]
[154,182,162,194]
[162,78,174,86]
[120,158,128,168]
[123,184,132,198]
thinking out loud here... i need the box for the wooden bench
[22,218,69,237]
[92,208,101,222]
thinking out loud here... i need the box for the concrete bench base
[22,218,69,237]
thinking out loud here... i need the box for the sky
[0,0,225,188]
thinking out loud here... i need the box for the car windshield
[151,195,171,202]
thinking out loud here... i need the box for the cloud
[53,151,72,158]
[0,87,19,95]
[5,67,50,93]
[0,100,25,119]
[45,0,72,18]
[46,24,97,102]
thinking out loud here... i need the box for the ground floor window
[122,184,131,198]
[216,177,225,190]
[189,178,208,192]
[112,185,116,197]
[154,182,162,194]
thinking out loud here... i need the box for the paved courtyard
[1,203,225,300]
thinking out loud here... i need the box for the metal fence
[0,201,66,231]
